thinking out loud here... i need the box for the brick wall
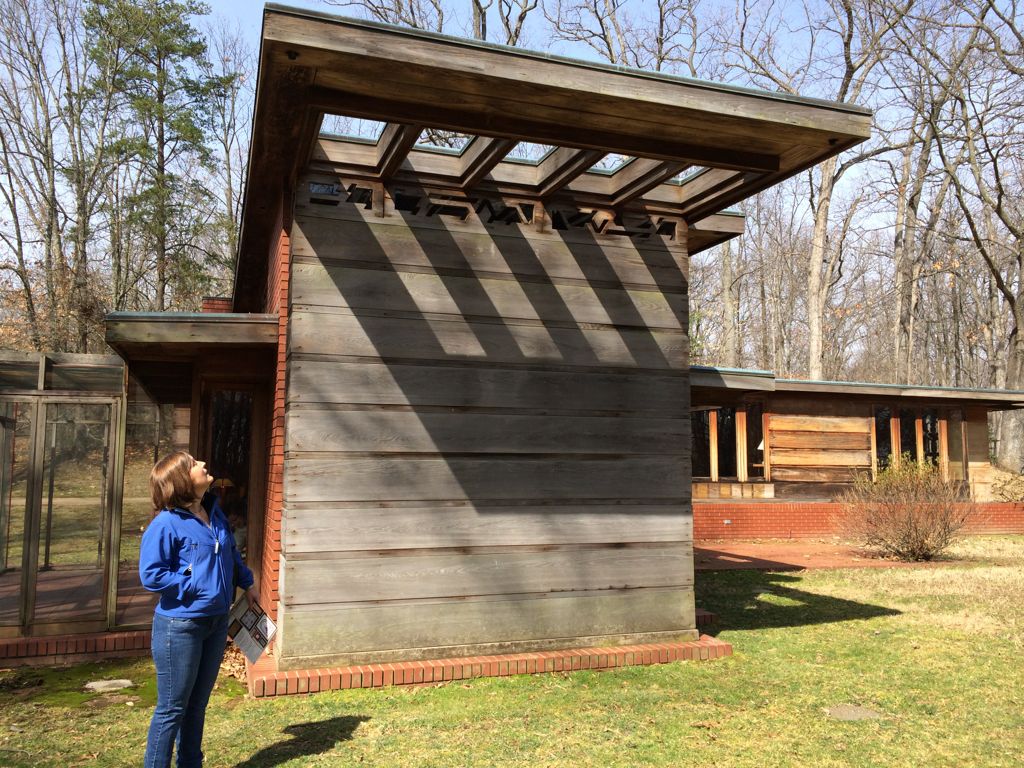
[260,207,289,626]
[694,501,1024,539]
[201,296,234,313]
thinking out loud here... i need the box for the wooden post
[709,409,719,483]
[762,411,771,482]
[890,412,901,468]
[735,408,748,482]
[915,413,925,466]
[869,412,878,480]
[938,415,949,480]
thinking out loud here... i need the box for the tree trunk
[806,157,837,380]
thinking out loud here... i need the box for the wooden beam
[870,411,878,480]
[376,122,423,181]
[736,407,748,483]
[890,412,901,467]
[938,415,949,480]
[535,147,606,198]
[915,413,925,465]
[608,159,690,208]
[709,409,719,482]
[458,136,518,189]
[308,87,782,173]
[762,411,772,482]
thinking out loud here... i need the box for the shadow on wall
[281,182,695,653]
[234,715,370,768]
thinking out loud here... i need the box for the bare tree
[719,0,914,380]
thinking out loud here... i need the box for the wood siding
[279,178,694,668]
[765,398,872,483]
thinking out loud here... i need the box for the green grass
[1,537,1023,767]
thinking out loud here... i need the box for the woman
[139,451,258,768]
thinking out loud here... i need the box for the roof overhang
[688,367,1024,410]
[775,379,1024,410]
[234,4,872,310]
[105,313,277,403]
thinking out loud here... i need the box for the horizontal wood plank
[770,466,863,482]
[287,409,689,455]
[284,545,693,604]
[291,215,690,289]
[289,309,688,370]
[283,503,691,553]
[291,261,687,331]
[287,359,690,415]
[293,191,688,256]
[769,449,871,467]
[769,414,870,433]
[279,587,696,660]
[769,431,871,450]
[284,456,690,502]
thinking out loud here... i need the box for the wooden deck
[0,567,156,630]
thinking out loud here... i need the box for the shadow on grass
[696,570,901,632]
[234,715,370,767]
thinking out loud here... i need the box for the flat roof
[234,4,871,310]
[691,366,1024,408]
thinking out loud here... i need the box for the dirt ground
[693,539,933,571]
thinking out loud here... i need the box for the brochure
[227,597,277,664]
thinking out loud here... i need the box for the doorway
[196,381,267,582]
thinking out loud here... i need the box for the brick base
[248,636,733,698]
[694,501,1024,539]
[0,630,150,667]
[695,608,717,626]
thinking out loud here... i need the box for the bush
[992,472,1024,502]
[838,459,975,561]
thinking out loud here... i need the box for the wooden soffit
[235,4,873,310]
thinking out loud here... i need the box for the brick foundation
[0,630,150,667]
[694,500,1024,539]
[247,635,732,698]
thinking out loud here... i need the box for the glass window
[899,408,919,463]
[922,409,940,465]
[874,406,892,470]
[746,403,765,479]
[947,409,966,481]
[691,410,711,478]
[717,407,737,478]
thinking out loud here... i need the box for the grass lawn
[1,537,1023,767]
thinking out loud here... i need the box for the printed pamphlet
[227,597,277,664]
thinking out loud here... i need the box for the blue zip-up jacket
[139,495,254,618]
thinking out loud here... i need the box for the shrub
[992,472,1024,502]
[838,459,975,561]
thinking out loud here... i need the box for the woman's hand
[245,585,260,608]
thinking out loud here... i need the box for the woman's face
[189,458,214,495]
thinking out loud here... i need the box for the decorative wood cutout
[314,178,677,241]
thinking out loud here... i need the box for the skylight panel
[589,154,633,174]
[319,115,386,142]
[414,130,474,154]
[505,142,557,164]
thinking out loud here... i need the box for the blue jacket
[139,494,254,618]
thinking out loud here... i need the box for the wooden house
[690,366,1024,502]
[100,5,874,674]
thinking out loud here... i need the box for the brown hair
[150,451,198,515]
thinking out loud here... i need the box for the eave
[234,5,872,311]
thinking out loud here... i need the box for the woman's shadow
[234,715,369,767]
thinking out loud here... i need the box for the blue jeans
[144,612,229,768]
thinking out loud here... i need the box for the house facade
[4,5,882,677]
